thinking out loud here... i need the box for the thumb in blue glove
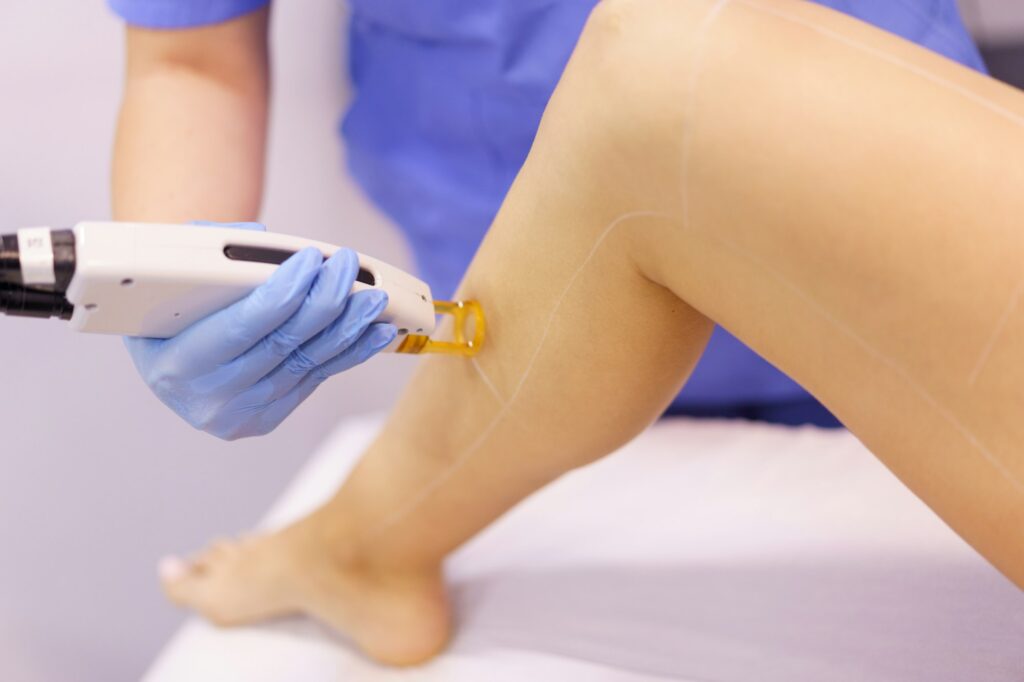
[124,221,398,440]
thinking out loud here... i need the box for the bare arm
[111,8,398,440]
[112,7,270,222]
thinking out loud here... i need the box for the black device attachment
[0,229,77,320]
[0,282,74,319]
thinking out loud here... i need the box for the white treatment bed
[143,415,1024,681]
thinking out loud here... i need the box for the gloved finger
[230,294,392,407]
[169,247,324,372]
[311,320,397,379]
[189,220,266,232]
[217,249,365,391]
[244,371,326,439]
[244,324,397,437]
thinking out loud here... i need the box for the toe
[209,539,240,557]
[156,531,316,630]
[159,555,206,607]
[158,555,191,583]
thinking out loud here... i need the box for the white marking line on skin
[682,0,733,232]
[505,210,669,400]
[968,277,1024,387]
[470,356,532,432]
[362,211,668,540]
[710,228,1024,494]
[366,0,1024,541]
[472,357,507,406]
[364,398,506,537]
[735,0,1024,389]
[695,0,1023,492]
[737,0,1024,130]
[362,0,731,542]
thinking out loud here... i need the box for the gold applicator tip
[395,300,486,357]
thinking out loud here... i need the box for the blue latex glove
[124,222,397,440]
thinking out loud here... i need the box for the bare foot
[159,516,452,667]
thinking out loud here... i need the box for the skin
[145,0,1024,667]
[112,7,269,223]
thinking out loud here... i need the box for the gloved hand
[124,221,397,440]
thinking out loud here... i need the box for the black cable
[0,282,74,320]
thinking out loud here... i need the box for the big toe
[157,539,301,628]
[159,553,246,626]
[159,555,208,607]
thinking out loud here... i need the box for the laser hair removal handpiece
[0,222,484,356]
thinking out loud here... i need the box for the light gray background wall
[1,1,1023,681]
[961,0,1024,44]
[0,1,413,680]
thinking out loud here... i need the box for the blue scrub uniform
[109,0,987,427]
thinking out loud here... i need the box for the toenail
[159,556,189,582]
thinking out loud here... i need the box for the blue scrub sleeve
[107,0,269,29]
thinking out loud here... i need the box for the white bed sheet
[144,415,1024,681]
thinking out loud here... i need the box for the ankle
[352,545,444,581]
[293,506,442,579]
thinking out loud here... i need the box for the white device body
[63,222,436,342]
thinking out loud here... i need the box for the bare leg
[161,0,1024,665]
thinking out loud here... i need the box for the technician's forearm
[113,70,267,222]
[111,13,270,222]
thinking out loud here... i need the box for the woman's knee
[558,0,718,159]
[581,0,719,72]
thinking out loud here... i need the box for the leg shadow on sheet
[447,556,1024,681]
[241,554,1023,680]
[176,418,1023,680]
